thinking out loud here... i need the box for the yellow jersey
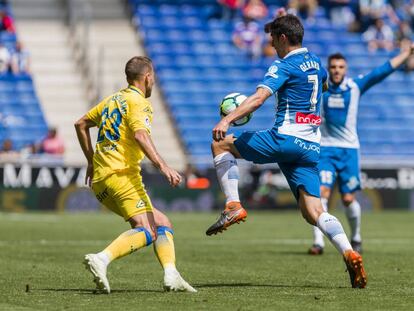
[86,85,153,182]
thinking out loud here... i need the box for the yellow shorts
[92,171,153,221]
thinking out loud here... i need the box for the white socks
[345,200,361,242]
[317,212,352,254]
[164,264,178,276]
[312,198,328,247]
[213,152,240,203]
[96,251,112,267]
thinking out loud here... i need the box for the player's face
[144,68,155,98]
[329,59,347,84]
[270,33,290,58]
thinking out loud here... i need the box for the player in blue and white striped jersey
[309,42,414,255]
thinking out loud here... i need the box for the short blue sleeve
[354,61,394,94]
[257,61,290,94]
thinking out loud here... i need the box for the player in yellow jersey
[74,56,196,294]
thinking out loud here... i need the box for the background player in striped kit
[309,41,414,255]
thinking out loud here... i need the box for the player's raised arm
[74,114,96,186]
[390,40,414,69]
[213,87,271,141]
[356,40,414,93]
[134,129,181,187]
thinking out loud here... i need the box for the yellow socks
[98,227,153,264]
[96,226,175,269]
[154,226,176,269]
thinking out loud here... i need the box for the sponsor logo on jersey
[294,138,320,153]
[96,187,109,202]
[136,200,146,209]
[143,106,152,114]
[327,95,345,108]
[295,112,321,126]
[265,65,278,78]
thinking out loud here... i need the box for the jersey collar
[329,77,349,91]
[283,47,308,59]
[128,85,145,97]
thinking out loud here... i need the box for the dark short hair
[264,14,304,46]
[328,53,347,65]
[125,56,153,84]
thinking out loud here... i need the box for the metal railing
[65,0,103,106]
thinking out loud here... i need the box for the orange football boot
[343,250,367,288]
[205,201,247,236]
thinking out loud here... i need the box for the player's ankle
[96,251,112,267]
[164,264,177,274]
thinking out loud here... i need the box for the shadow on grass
[194,282,346,289]
[36,288,163,295]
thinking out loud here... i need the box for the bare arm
[75,115,96,163]
[213,87,272,141]
[134,129,181,186]
[74,115,96,185]
[134,129,168,170]
[390,40,414,69]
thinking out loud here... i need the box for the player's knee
[157,218,172,229]
[211,135,235,156]
[320,186,331,199]
[342,194,354,207]
[211,140,225,155]
[153,208,173,228]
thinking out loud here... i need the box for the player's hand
[400,39,414,55]
[85,163,93,187]
[275,7,287,17]
[212,119,230,142]
[161,165,182,187]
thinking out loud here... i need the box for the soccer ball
[219,93,252,126]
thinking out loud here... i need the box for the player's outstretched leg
[83,213,155,294]
[299,189,367,288]
[153,208,196,292]
[206,135,247,235]
[308,198,328,255]
[342,194,363,253]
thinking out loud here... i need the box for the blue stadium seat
[133,3,414,166]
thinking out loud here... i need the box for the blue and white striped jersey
[320,61,394,148]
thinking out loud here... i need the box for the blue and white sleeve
[354,61,394,94]
[257,62,290,94]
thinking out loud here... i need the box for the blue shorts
[234,129,321,200]
[318,147,361,194]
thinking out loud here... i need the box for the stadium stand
[0,3,47,154]
[9,0,186,169]
[0,74,47,151]
[131,0,414,168]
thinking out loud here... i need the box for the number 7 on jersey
[308,74,318,112]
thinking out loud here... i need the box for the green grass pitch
[0,211,414,310]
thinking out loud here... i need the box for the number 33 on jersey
[86,85,153,182]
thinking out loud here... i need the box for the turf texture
[0,211,413,310]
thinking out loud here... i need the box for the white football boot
[83,254,111,294]
[163,267,197,293]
